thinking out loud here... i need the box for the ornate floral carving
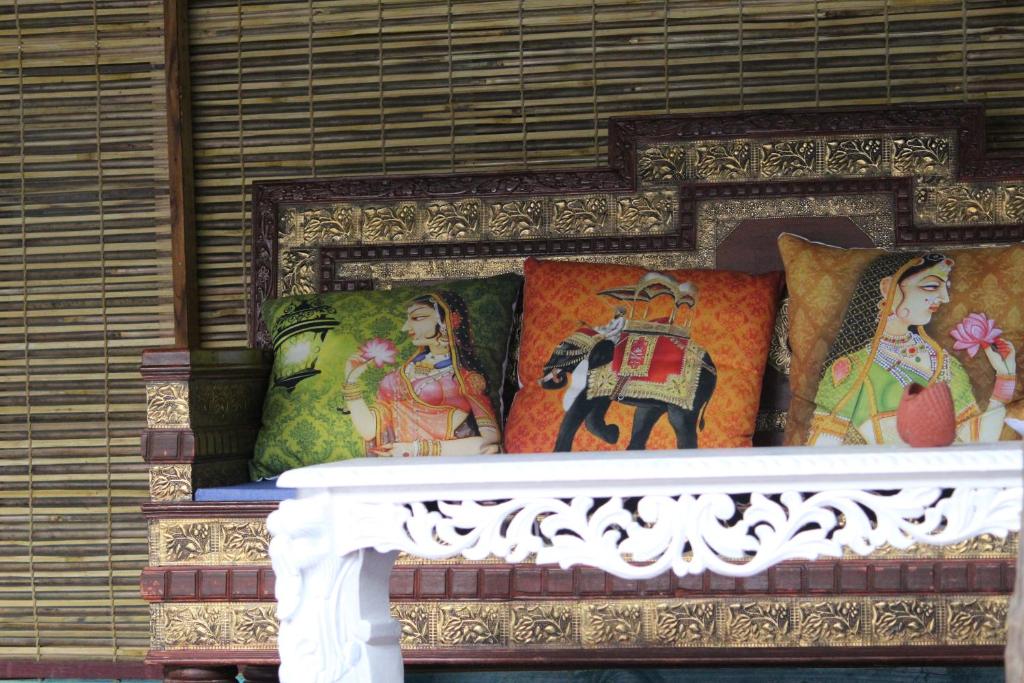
[768,296,791,375]
[146,382,189,429]
[726,602,792,644]
[280,248,316,295]
[552,197,608,235]
[392,604,432,646]
[947,598,1007,643]
[616,192,674,234]
[164,523,214,563]
[638,144,687,183]
[825,138,883,176]
[232,605,280,645]
[931,184,996,224]
[760,141,816,178]
[872,600,938,643]
[892,136,951,175]
[487,199,544,238]
[222,521,271,563]
[654,602,716,645]
[582,604,642,645]
[438,605,504,645]
[424,201,481,240]
[281,205,359,244]
[799,601,861,644]
[149,465,191,502]
[159,605,225,648]
[1003,186,1024,223]
[694,141,750,180]
[945,532,1017,557]
[363,205,416,242]
[511,605,574,645]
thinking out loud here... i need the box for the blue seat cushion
[194,479,296,502]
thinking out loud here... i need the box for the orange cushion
[503,258,783,452]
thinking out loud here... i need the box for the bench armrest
[141,347,271,501]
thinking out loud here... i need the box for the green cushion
[251,274,521,480]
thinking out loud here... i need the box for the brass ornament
[767,296,791,375]
[798,601,862,645]
[825,138,884,176]
[280,205,359,245]
[510,604,574,645]
[581,603,643,646]
[1003,186,1024,223]
[363,204,417,242]
[424,200,481,241]
[146,382,189,429]
[486,199,545,239]
[152,603,277,650]
[654,601,716,645]
[149,464,192,502]
[231,605,280,646]
[725,601,793,645]
[552,196,609,235]
[438,604,505,646]
[759,140,817,178]
[947,598,1007,643]
[871,599,939,643]
[694,141,751,181]
[638,144,687,184]
[160,522,214,564]
[152,518,271,565]
[934,184,996,224]
[221,521,271,563]
[394,604,432,646]
[280,248,317,296]
[891,136,951,176]
[616,192,675,234]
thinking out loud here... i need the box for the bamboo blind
[0,0,173,662]
[190,0,1024,347]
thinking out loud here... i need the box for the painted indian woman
[808,252,1016,445]
[341,291,501,457]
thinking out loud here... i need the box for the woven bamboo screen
[0,0,172,662]
[190,0,1024,347]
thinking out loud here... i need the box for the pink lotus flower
[950,313,1002,358]
[359,338,397,367]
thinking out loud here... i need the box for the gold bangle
[342,383,363,401]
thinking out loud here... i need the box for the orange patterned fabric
[503,258,783,452]
[780,234,1024,446]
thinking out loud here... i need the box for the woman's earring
[898,306,910,319]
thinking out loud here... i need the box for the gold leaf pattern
[552,197,608,235]
[363,205,417,242]
[149,465,191,502]
[935,185,995,224]
[146,382,189,429]
[768,295,791,375]
[281,248,316,295]
[760,141,816,178]
[616,192,674,234]
[892,136,951,175]
[726,602,792,644]
[1002,186,1024,223]
[945,532,1017,557]
[654,602,716,645]
[424,201,481,240]
[392,604,432,646]
[487,200,544,238]
[281,205,358,244]
[160,605,224,648]
[694,141,751,180]
[799,601,861,644]
[511,605,574,645]
[438,605,504,645]
[232,605,279,645]
[221,521,270,563]
[947,599,1007,643]
[582,604,642,645]
[164,523,213,563]
[825,138,883,176]
[872,600,938,643]
[638,144,687,183]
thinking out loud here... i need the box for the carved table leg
[239,664,280,682]
[268,495,403,683]
[164,665,239,683]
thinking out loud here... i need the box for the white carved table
[267,443,1023,683]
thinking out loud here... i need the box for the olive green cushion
[251,274,521,480]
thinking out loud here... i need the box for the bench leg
[239,664,280,682]
[163,665,238,682]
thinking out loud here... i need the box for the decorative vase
[896,382,956,447]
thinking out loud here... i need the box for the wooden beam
[165,0,199,348]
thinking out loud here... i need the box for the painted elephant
[540,327,717,452]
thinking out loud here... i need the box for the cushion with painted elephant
[503,257,783,452]
[251,273,521,480]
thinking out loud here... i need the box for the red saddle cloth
[610,322,690,382]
